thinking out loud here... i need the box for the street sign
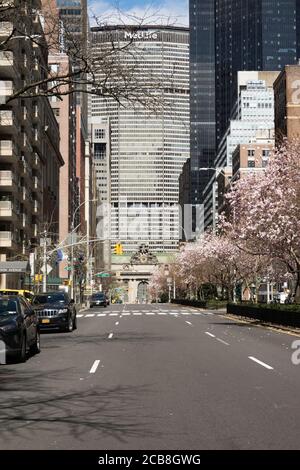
[41,264,53,275]
[95,272,110,278]
[64,266,71,271]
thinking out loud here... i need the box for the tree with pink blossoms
[221,139,300,302]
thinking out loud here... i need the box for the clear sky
[88,0,189,26]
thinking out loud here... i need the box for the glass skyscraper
[189,0,216,208]
[215,0,300,145]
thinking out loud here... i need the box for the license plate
[42,319,50,324]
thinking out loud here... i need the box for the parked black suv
[32,292,77,332]
[0,295,40,363]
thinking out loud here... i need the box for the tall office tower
[90,26,190,253]
[189,0,216,210]
[189,0,300,209]
[53,0,89,232]
[215,0,300,146]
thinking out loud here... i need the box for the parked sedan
[32,292,77,332]
[0,295,40,363]
[90,292,108,308]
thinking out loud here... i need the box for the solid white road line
[158,312,167,315]
[185,321,193,326]
[216,337,230,346]
[248,356,274,370]
[122,312,130,316]
[181,312,190,315]
[205,332,216,338]
[146,312,155,315]
[77,314,84,318]
[86,313,95,317]
[89,360,100,374]
[97,313,107,317]
[109,313,119,316]
[133,313,142,316]
[108,333,114,339]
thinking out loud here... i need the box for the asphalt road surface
[1,303,300,450]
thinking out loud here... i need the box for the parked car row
[0,291,77,364]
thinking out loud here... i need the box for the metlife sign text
[124,31,158,41]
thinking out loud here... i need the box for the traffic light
[114,243,123,255]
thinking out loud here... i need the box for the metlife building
[90,26,190,253]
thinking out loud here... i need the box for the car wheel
[16,333,27,363]
[65,315,73,332]
[30,330,41,355]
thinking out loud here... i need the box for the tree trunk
[294,266,300,303]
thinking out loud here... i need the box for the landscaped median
[172,299,227,310]
[227,302,300,328]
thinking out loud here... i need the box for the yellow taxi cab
[0,289,34,303]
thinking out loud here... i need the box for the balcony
[0,171,17,190]
[0,110,18,134]
[0,80,13,104]
[0,51,15,78]
[0,200,18,220]
[0,22,13,39]
[0,140,17,162]
[0,231,13,248]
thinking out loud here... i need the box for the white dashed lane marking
[205,332,216,338]
[248,356,274,370]
[89,360,100,374]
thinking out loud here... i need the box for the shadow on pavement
[0,367,162,446]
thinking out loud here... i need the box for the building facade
[274,64,300,143]
[203,72,278,230]
[90,25,190,254]
[215,0,300,146]
[48,53,78,281]
[187,0,300,231]
[0,4,63,289]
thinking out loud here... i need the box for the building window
[248,160,255,168]
[247,149,255,157]
[94,128,105,139]
[262,149,270,157]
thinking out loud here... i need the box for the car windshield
[92,293,105,299]
[0,299,18,315]
[33,294,66,305]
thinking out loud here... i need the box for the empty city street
[0,303,300,450]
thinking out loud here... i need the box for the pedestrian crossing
[77,310,214,319]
